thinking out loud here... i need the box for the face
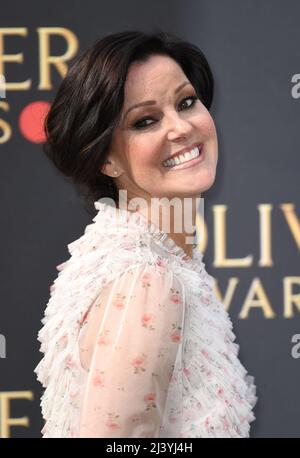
[102,54,218,205]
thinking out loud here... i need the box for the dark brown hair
[43,29,214,215]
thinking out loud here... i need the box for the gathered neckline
[93,200,205,273]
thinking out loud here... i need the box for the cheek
[128,141,160,170]
[195,112,217,139]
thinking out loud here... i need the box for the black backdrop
[0,0,299,438]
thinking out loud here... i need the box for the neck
[120,195,200,260]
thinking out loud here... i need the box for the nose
[165,111,193,141]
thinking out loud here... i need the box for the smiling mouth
[162,144,204,169]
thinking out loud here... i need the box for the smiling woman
[101,51,218,255]
[42,29,215,214]
[35,29,257,438]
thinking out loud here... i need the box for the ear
[101,158,122,178]
[100,160,110,176]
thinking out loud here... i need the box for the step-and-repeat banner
[0,0,299,438]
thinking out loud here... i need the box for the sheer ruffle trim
[93,200,205,274]
[34,199,257,438]
[34,202,150,437]
[159,263,257,438]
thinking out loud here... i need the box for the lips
[162,144,203,168]
[162,142,203,164]
[163,144,205,171]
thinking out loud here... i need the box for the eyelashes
[132,95,199,130]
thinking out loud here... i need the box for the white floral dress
[34,200,257,438]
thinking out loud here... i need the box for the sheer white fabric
[34,200,257,438]
[78,263,184,437]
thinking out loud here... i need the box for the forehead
[124,54,187,99]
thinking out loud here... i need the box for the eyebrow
[122,81,192,121]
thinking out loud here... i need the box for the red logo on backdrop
[19,101,50,143]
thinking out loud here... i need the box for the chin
[197,169,217,191]
[184,174,218,196]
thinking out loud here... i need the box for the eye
[133,95,198,130]
[179,96,198,110]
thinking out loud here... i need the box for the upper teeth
[162,146,200,168]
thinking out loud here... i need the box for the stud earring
[113,170,118,176]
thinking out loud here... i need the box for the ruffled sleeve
[77,261,184,438]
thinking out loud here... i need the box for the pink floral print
[34,200,256,438]
[77,262,184,437]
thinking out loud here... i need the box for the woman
[34,30,257,438]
